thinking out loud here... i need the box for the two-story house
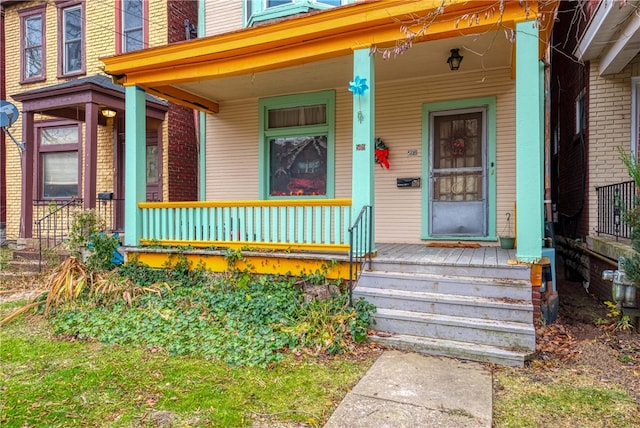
[98,0,560,365]
[0,0,200,246]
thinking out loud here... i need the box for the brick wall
[588,255,615,302]
[166,0,198,201]
[551,0,591,241]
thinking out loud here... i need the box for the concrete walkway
[324,350,492,428]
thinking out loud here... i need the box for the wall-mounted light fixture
[101,108,117,118]
[447,48,463,71]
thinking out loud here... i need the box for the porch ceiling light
[101,108,117,118]
[447,48,463,71]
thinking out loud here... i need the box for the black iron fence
[595,180,636,240]
[96,197,125,233]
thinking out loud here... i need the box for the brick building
[551,0,640,303]
[0,0,199,243]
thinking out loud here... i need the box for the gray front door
[429,108,487,237]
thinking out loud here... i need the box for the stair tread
[370,333,532,355]
[369,333,532,366]
[355,286,532,308]
[361,269,530,286]
[374,307,535,332]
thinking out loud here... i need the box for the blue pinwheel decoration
[348,76,368,96]
[349,76,369,123]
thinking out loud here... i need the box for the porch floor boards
[373,243,517,268]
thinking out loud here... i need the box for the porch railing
[348,205,373,305]
[595,180,636,241]
[138,199,352,252]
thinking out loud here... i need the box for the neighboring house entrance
[146,133,161,201]
[114,128,162,231]
[428,107,487,237]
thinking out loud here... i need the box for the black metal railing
[595,180,636,240]
[34,198,84,270]
[96,198,125,233]
[348,205,373,306]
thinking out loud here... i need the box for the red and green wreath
[375,137,390,169]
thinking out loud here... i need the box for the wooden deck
[373,243,518,268]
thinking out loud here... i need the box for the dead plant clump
[0,257,170,326]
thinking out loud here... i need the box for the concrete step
[354,286,532,323]
[12,249,41,261]
[368,259,530,280]
[368,333,531,367]
[373,308,536,351]
[4,260,42,273]
[358,270,532,300]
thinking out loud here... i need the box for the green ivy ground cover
[0,261,378,427]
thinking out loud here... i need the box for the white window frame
[632,77,640,157]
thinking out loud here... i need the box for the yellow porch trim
[138,198,352,209]
[103,1,545,91]
[139,239,351,253]
[129,250,354,280]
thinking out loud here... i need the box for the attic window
[245,0,344,27]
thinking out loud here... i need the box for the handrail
[348,205,372,306]
[34,198,83,271]
[139,198,352,209]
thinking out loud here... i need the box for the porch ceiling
[102,0,556,113]
[174,32,514,103]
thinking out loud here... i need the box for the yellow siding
[204,0,244,37]
[205,68,517,244]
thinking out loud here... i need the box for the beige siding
[204,0,244,37]
[205,99,260,200]
[205,68,517,244]
[375,69,516,243]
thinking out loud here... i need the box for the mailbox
[396,177,421,188]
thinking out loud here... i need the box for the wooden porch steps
[353,258,535,367]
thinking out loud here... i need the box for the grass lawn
[1,302,377,427]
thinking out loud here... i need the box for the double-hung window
[19,5,46,83]
[259,91,335,198]
[38,122,81,199]
[57,1,84,76]
[118,0,146,53]
[245,0,344,27]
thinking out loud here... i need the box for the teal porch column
[351,48,375,250]
[124,85,147,246]
[515,21,544,262]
